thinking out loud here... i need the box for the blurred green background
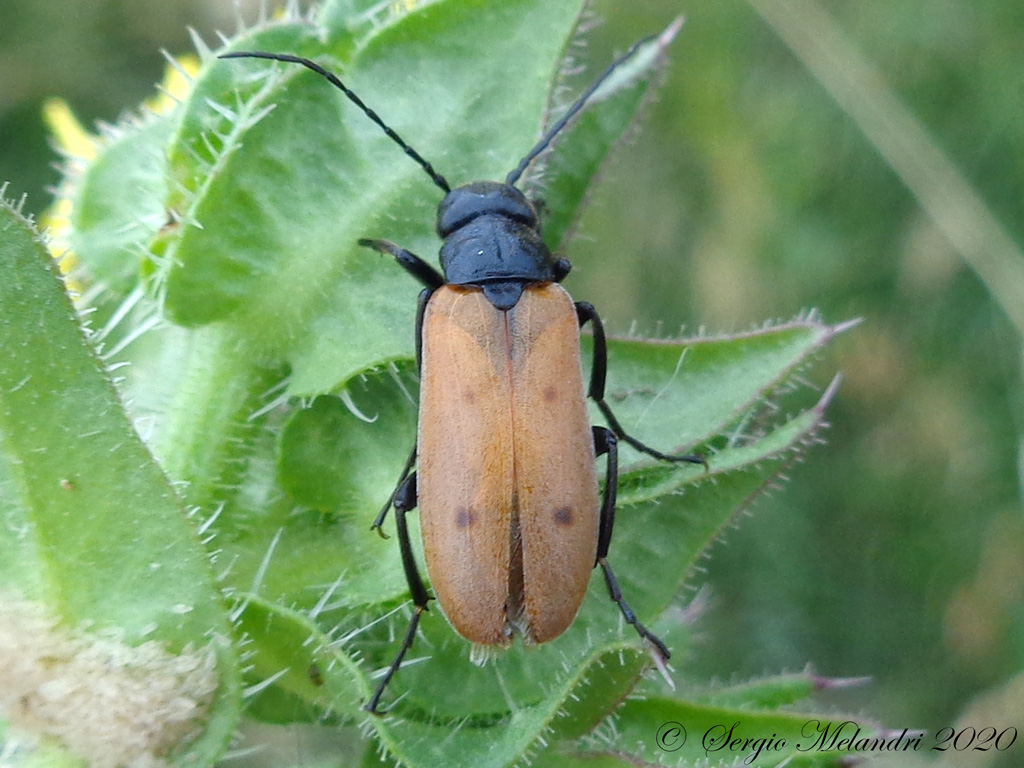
[2,0,1021,754]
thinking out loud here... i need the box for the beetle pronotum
[222,24,706,714]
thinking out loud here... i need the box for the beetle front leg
[359,238,445,290]
[366,472,432,715]
[592,426,670,660]
[577,302,707,469]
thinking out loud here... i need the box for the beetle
[222,26,707,714]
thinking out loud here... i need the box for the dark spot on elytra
[463,388,476,404]
[553,506,573,526]
[543,386,557,402]
[455,507,476,528]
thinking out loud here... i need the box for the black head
[434,181,570,309]
[437,181,537,237]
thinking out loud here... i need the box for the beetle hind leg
[592,426,671,660]
[365,472,433,715]
[597,557,670,660]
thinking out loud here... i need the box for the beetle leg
[592,426,670,659]
[373,288,431,536]
[413,287,431,374]
[359,238,445,290]
[372,442,417,537]
[592,426,618,562]
[576,301,708,469]
[366,472,432,714]
[597,556,670,660]
[391,474,431,608]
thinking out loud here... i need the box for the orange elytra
[417,283,599,648]
[221,21,706,714]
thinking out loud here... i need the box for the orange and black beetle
[223,30,706,713]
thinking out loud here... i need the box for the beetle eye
[554,258,572,281]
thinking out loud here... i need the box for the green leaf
[0,200,241,765]
[278,371,417,514]
[531,755,638,768]
[592,317,847,463]
[371,641,649,768]
[607,696,883,767]
[688,670,862,710]
[235,593,369,722]
[537,18,684,251]
[66,115,173,296]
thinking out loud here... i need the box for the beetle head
[436,181,571,309]
[437,181,537,237]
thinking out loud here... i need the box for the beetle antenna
[505,30,662,187]
[220,51,452,193]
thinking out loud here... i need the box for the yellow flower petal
[43,98,97,161]
[42,54,200,295]
[145,54,201,115]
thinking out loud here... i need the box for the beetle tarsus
[365,475,433,713]
[597,556,671,661]
[595,417,674,665]
[365,603,427,715]
[597,400,708,468]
